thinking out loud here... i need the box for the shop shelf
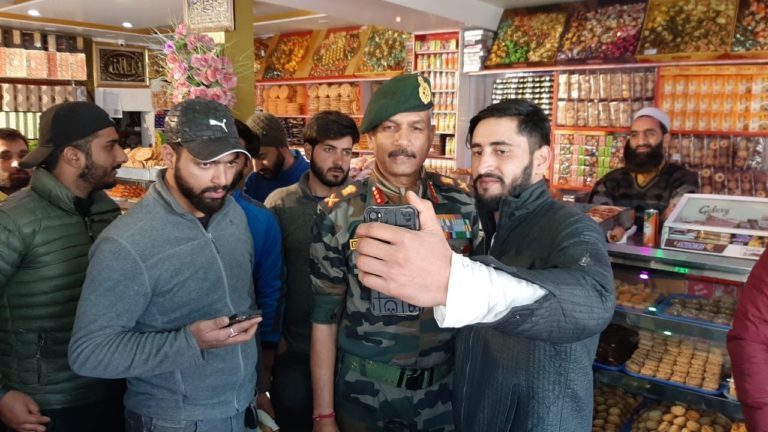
[116,167,163,182]
[469,58,768,75]
[611,308,729,344]
[256,76,390,85]
[594,368,743,420]
[415,50,459,55]
[607,243,754,284]
[670,129,768,137]
[553,126,630,133]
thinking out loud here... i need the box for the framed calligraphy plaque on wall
[184,0,235,33]
[93,44,149,87]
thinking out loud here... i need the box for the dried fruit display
[732,0,768,52]
[357,27,409,73]
[638,0,738,55]
[558,3,646,60]
[310,29,361,77]
[486,9,567,65]
[263,34,311,79]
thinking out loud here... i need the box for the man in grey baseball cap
[69,98,262,432]
[589,106,698,234]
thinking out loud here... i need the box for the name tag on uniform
[370,291,421,316]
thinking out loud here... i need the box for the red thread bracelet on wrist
[312,412,335,422]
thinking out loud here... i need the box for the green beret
[359,73,434,133]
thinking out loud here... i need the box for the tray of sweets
[485,7,568,66]
[731,0,768,53]
[654,294,735,329]
[355,27,409,74]
[309,28,362,77]
[263,33,312,80]
[637,0,739,57]
[557,2,647,61]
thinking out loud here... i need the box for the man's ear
[532,145,552,179]
[161,144,177,168]
[304,143,313,160]
[61,146,84,169]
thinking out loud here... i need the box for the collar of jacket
[479,180,551,241]
[151,168,235,220]
[30,168,117,217]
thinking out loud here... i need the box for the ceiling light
[28,9,41,17]
[395,16,401,23]
[317,19,329,23]
[122,22,133,28]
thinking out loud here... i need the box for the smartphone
[362,205,421,316]
[227,310,262,327]
[363,204,419,230]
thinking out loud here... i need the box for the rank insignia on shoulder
[340,184,358,197]
[324,193,340,209]
[440,176,455,186]
[457,180,469,193]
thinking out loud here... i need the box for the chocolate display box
[662,193,768,260]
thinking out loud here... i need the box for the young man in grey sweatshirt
[69,99,262,432]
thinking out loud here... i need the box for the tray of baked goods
[615,279,663,312]
[624,330,727,396]
[627,401,736,432]
[654,294,736,330]
[591,383,646,432]
[595,324,640,372]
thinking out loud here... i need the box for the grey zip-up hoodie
[69,171,258,421]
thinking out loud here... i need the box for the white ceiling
[0,0,570,46]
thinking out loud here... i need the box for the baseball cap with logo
[633,107,671,131]
[164,98,250,162]
[20,101,116,169]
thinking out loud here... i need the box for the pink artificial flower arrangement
[163,23,238,107]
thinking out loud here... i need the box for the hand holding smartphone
[362,205,421,316]
[227,310,262,327]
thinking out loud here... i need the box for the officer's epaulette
[319,179,366,213]
[426,171,471,195]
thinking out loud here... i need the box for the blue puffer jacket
[0,168,123,409]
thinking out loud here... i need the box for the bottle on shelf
[56,35,72,80]
[70,36,87,81]
[46,34,58,79]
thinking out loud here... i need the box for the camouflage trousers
[334,355,455,432]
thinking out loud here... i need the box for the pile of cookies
[123,146,164,169]
[630,403,732,432]
[663,296,735,326]
[625,331,724,392]
[592,384,643,431]
[616,281,658,310]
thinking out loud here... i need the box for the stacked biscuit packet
[625,330,724,392]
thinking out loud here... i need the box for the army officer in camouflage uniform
[309,74,477,432]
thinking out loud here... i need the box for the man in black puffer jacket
[0,102,127,432]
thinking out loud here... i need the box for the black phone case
[363,204,420,230]
[362,204,421,316]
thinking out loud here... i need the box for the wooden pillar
[223,0,254,119]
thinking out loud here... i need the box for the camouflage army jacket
[310,171,478,369]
